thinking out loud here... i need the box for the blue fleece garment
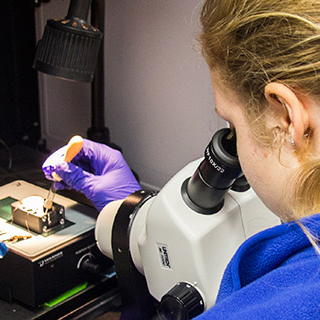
[194,213,320,319]
[0,242,7,258]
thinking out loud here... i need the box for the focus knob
[81,257,101,274]
[160,282,204,320]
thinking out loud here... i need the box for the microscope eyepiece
[181,128,243,214]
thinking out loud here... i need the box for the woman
[193,1,320,318]
[44,0,320,318]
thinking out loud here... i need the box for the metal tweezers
[3,235,32,243]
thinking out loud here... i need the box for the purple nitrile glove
[42,139,141,211]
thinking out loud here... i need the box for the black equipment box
[0,181,113,308]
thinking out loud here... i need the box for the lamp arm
[66,0,92,21]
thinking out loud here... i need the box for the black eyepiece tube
[181,128,242,214]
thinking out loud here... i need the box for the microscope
[95,128,280,319]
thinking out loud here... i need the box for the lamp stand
[88,0,121,150]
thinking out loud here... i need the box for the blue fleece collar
[218,213,320,301]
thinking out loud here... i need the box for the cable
[0,138,12,170]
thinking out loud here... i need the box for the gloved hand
[42,139,141,211]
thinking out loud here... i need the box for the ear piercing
[288,132,309,147]
[288,134,295,147]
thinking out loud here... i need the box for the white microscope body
[95,129,280,319]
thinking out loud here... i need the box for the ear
[264,82,309,149]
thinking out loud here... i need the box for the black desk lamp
[34,0,114,145]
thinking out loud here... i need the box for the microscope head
[95,127,280,320]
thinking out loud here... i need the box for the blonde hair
[200,0,320,218]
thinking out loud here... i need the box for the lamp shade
[33,0,103,83]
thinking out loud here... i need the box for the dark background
[0,0,41,148]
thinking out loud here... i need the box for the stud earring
[288,134,295,147]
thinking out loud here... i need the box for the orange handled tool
[51,135,83,181]
[44,135,83,212]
